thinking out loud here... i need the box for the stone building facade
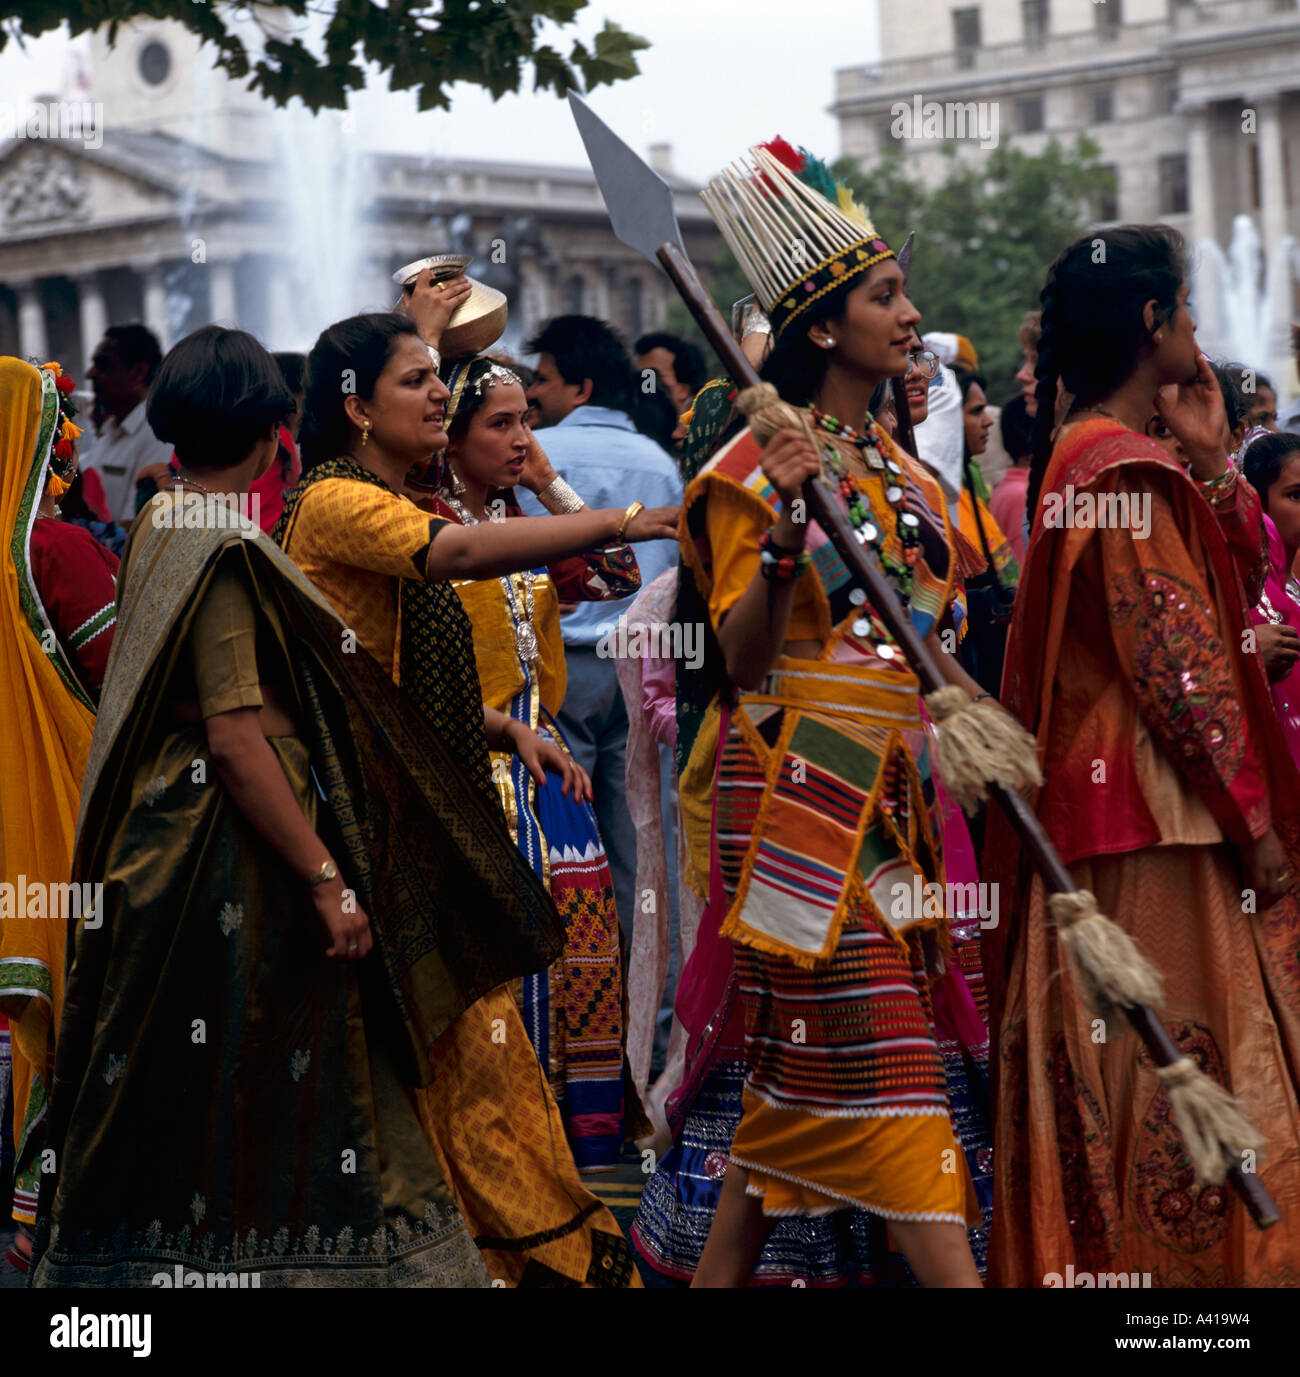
[832,0,1300,371]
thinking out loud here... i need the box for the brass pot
[392,254,508,359]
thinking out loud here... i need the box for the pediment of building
[0,139,194,236]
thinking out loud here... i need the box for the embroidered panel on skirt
[715,695,976,1223]
[499,703,631,1172]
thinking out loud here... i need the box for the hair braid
[1022,224,1187,532]
[1025,272,1061,529]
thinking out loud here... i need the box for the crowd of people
[1,136,1298,1288]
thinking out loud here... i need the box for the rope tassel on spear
[566,90,1279,1229]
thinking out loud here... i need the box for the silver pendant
[849,588,866,606]
[886,485,902,504]
[852,618,871,637]
[877,643,896,660]
[901,512,920,528]
[861,522,879,542]
[516,622,539,663]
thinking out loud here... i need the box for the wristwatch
[307,859,338,887]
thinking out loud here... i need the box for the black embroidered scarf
[275,455,494,801]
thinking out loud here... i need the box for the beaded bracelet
[758,529,810,582]
[1195,463,1237,501]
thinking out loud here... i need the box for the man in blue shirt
[521,315,684,935]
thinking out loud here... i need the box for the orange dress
[986,419,1300,1286]
[280,467,639,1287]
[682,422,981,1227]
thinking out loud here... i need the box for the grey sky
[0,2,880,180]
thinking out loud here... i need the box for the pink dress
[989,465,1029,565]
[1249,514,1300,768]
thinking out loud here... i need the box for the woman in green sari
[30,327,561,1287]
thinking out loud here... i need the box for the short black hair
[525,314,634,412]
[104,323,163,383]
[147,325,294,470]
[999,393,1034,462]
[635,331,708,394]
[272,351,307,398]
[1244,430,1300,502]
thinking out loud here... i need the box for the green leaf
[0,0,647,112]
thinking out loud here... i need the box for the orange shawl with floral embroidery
[984,418,1300,1031]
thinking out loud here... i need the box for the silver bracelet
[537,475,585,514]
[425,343,441,372]
[741,305,772,340]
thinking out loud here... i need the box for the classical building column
[1256,93,1289,260]
[74,271,107,364]
[208,258,238,325]
[1184,104,1215,247]
[266,269,293,351]
[15,280,49,361]
[1256,94,1293,381]
[590,264,612,323]
[141,264,169,350]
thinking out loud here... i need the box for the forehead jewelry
[471,362,520,396]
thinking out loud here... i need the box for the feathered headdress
[701,138,893,341]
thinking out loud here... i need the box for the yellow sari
[0,359,95,1225]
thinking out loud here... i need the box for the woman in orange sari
[986,225,1300,1287]
[278,308,675,1285]
[1,358,116,1270]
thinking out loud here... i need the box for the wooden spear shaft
[657,242,1279,1229]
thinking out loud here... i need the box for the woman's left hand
[505,721,592,801]
[1155,352,1229,478]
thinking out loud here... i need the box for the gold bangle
[616,500,644,541]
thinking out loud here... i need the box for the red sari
[985,419,1300,1287]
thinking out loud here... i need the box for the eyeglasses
[908,349,940,380]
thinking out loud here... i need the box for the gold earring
[360,418,371,448]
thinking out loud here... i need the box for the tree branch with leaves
[0,0,649,112]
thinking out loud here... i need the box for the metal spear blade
[897,230,915,288]
[567,89,685,265]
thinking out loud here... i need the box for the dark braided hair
[1243,430,1300,504]
[1025,225,1187,526]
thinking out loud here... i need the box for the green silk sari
[30,497,562,1286]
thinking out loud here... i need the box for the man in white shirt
[80,324,172,521]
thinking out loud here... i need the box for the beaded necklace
[441,486,539,668]
[808,406,922,607]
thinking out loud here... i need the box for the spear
[567,89,1279,1229]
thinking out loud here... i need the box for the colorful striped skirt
[495,706,635,1172]
[716,669,979,1226]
